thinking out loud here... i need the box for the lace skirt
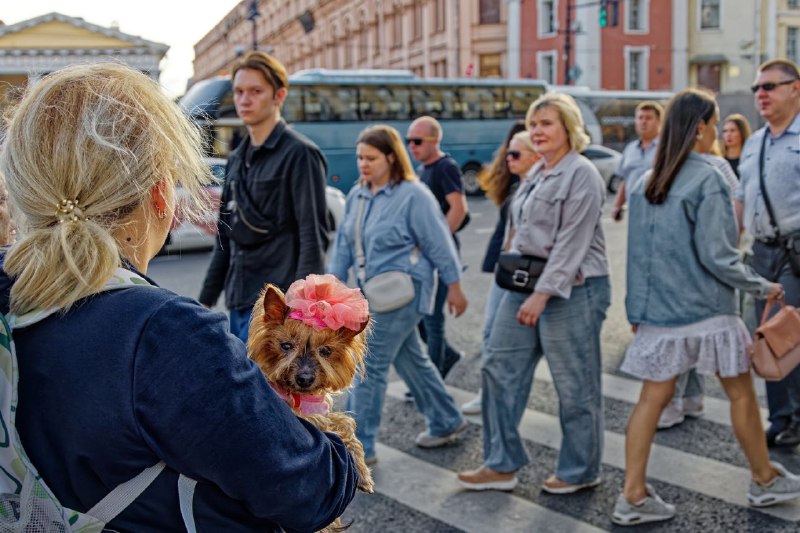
[620,314,752,381]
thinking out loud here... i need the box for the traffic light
[609,0,619,27]
[600,0,608,27]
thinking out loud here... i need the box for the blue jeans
[481,281,508,363]
[751,242,800,427]
[419,276,461,376]
[346,290,464,459]
[481,276,610,482]
[230,308,252,343]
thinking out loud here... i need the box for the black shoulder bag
[494,179,547,293]
[758,133,800,276]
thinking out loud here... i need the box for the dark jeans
[418,276,461,378]
[751,241,800,428]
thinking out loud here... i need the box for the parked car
[162,158,346,254]
[581,144,623,192]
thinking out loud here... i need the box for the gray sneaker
[748,462,800,507]
[415,419,468,448]
[611,484,676,526]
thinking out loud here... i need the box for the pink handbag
[749,296,800,381]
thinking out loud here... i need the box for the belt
[754,237,785,247]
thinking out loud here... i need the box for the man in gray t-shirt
[611,101,662,221]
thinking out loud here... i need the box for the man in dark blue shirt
[407,116,468,379]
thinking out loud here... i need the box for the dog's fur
[248,284,374,527]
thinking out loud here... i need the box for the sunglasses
[405,136,437,146]
[750,79,798,93]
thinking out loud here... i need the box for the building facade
[192,0,515,84]
[0,12,167,112]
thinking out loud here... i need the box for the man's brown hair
[231,51,289,92]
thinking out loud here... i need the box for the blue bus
[179,69,548,195]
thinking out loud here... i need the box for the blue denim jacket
[626,153,771,327]
[328,179,461,315]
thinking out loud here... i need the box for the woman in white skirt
[613,88,800,526]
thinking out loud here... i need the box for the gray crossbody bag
[354,196,418,313]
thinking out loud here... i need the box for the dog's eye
[319,346,332,358]
[280,342,294,352]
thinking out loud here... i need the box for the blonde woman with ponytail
[0,63,357,531]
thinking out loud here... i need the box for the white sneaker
[461,390,482,415]
[657,400,685,430]
[682,394,704,419]
[415,419,468,448]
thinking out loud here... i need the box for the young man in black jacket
[199,51,328,340]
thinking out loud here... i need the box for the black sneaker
[775,421,800,447]
[441,350,464,379]
[404,391,414,403]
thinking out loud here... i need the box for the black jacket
[481,177,520,273]
[199,120,328,310]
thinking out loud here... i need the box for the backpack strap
[87,461,166,523]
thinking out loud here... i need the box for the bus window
[410,86,460,119]
[508,87,544,117]
[358,87,411,121]
[283,90,304,122]
[303,87,358,122]
[461,87,502,119]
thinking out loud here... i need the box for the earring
[157,209,167,220]
[696,134,703,141]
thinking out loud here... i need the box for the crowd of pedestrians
[1,49,800,530]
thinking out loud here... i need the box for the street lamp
[248,0,261,51]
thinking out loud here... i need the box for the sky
[3,0,243,97]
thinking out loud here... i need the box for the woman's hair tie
[55,198,88,224]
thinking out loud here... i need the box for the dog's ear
[262,285,288,324]
[335,315,371,341]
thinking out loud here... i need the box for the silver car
[581,144,623,193]
[163,158,346,253]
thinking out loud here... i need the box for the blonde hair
[510,130,537,152]
[526,93,590,153]
[356,125,417,185]
[0,62,212,314]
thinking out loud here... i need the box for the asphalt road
[149,193,800,532]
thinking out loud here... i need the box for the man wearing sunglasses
[405,116,468,381]
[735,59,800,449]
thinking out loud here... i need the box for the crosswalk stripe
[532,363,770,428]
[373,443,606,533]
[385,381,800,522]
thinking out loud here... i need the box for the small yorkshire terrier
[248,274,374,528]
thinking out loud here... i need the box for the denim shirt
[626,153,772,327]
[735,112,800,239]
[328,179,461,315]
[617,137,659,191]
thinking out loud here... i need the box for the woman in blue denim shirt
[613,89,800,526]
[328,125,469,465]
[458,93,611,494]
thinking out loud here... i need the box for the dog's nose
[295,372,315,389]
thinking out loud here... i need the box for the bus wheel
[462,163,484,197]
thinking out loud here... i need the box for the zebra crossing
[342,366,800,532]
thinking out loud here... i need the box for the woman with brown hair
[721,113,752,178]
[614,88,798,526]
[328,124,469,465]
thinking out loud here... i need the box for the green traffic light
[600,7,608,27]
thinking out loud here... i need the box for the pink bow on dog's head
[285,274,369,332]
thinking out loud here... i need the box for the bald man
[406,116,468,380]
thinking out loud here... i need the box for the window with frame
[537,51,557,84]
[359,21,368,60]
[700,0,721,30]
[790,0,800,9]
[393,7,403,48]
[627,50,646,89]
[539,0,557,35]
[789,27,799,63]
[374,13,381,57]
[480,0,501,24]
[434,0,446,31]
[414,2,423,38]
[627,0,647,32]
[479,54,502,77]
